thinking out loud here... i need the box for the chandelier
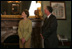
[7,1,21,3]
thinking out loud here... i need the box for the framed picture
[50,1,66,19]
[11,3,20,15]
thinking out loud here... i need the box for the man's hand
[21,38,25,44]
[40,33,44,39]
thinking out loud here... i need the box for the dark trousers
[44,39,58,48]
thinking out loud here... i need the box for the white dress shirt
[47,13,51,18]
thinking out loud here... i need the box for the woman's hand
[40,33,44,39]
[21,38,25,44]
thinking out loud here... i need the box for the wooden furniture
[59,41,71,47]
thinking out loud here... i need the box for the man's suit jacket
[42,14,59,47]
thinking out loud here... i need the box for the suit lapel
[43,14,53,29]
[43,17,49,28]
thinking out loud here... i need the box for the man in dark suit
[40,6,59,48]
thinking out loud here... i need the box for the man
[40,6,59,48]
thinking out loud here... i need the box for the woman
[18,9,32,48]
